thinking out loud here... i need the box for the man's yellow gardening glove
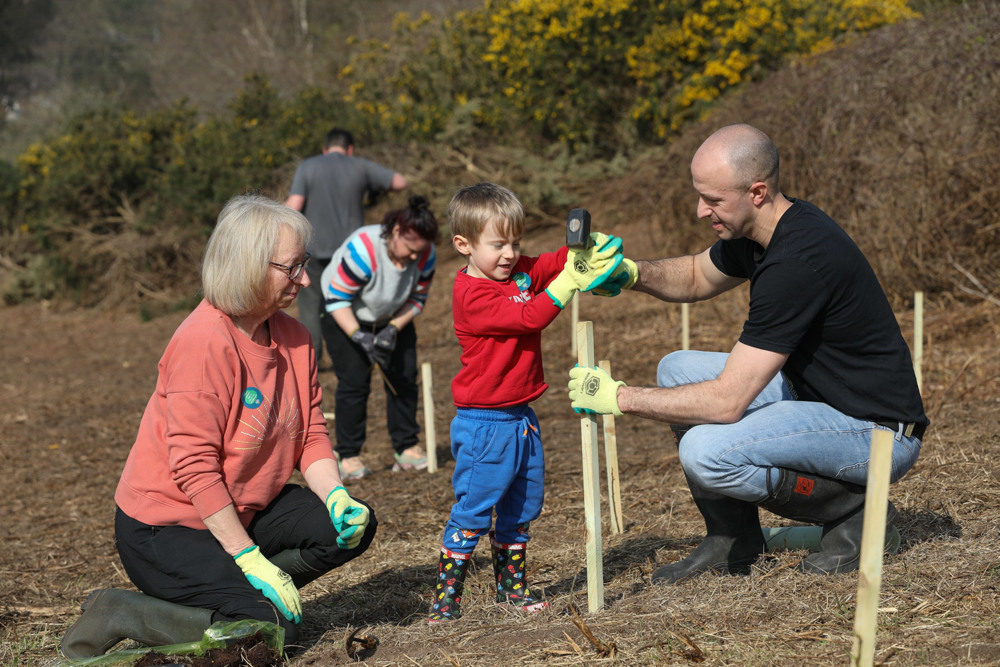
[590,257,638,297]
[545,233,624,309]
[568,364,626,416]
[325,486,370,550]
[234,545,302,623]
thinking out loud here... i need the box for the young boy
[428,182,622,623]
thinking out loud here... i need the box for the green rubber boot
[61,588,213,659]
[268,548,326,589]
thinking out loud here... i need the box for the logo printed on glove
[583,372,603,396]
[572,257,589,274]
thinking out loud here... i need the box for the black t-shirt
[709,199,926,426]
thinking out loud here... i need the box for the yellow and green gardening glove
[591,257,638,297]
[568,364,626,416]
[234,545,302,623]
[584,232,637,297]
[545,233,624,309]
[326,486,370,549]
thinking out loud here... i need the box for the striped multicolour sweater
[321,224,435,325]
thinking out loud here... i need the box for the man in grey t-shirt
[284,128,407,362]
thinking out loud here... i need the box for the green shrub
[340,0,918,155]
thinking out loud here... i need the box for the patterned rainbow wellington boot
[428,547,471,624]
[490,533,549,613]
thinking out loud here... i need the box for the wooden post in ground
[914,291,923,394]
[681,303,690,350]
[577,321,604,613]
[850,428,894,667]
[598,359,623,535]
[421,362,438,473]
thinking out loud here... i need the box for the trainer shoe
[392,445,428,472]
[339,456,370,482]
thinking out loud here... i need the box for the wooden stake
[577,321,604,613]
[914,291,923,394]
[850,428,894,667]
[681,303,690,350]
[571,292,579,355]
[421,362,438,473]
[598,359,623,535]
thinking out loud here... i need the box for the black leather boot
[61,588,213,659]
[759,467,897,574]
[652,474,765,584]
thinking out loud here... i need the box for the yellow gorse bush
[341,0,917,153]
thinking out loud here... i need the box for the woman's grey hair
[201,194,312,316]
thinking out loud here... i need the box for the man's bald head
[695,124,781,193]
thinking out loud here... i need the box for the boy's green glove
[325,486,370,549]
[545,234,624,309]
[591,258,638,297]
[234,545,302,623]
[568,364,625,416]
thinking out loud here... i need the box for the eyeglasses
[269,252,311,281]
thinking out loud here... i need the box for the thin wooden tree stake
[681,302,690,350]
[577,321,604,612]
[598,359,623,534]
[850,428,894,667]
[421,362,437,473]
[914,291,923,394]
[571,292,579,355]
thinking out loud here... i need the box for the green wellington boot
[60,588,213,659]
[428,547,471,623]
[490,533,549,613]
[268,548,327,589]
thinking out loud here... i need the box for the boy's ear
[453,234,473,256]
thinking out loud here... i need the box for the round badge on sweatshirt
[513,272,531,291]
[242,387,264,409]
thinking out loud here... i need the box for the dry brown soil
[3,222,1000,665]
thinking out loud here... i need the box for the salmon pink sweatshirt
[115,299,333,529]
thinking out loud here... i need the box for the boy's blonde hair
[447,182,525,245]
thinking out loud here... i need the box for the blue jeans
[658,351,922,503]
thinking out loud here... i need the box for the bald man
[569,124,926,582]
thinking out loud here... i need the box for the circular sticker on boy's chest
[513,272,531,291]
[242,387,264,409]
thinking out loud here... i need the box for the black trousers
[325,320,420,459]
[115,485,377,646]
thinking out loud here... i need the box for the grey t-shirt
[288,152,396,258]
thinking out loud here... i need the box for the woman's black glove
[350,328,379,366]
[374,323,398,353]
[370,323,397,368]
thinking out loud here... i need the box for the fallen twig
[568,603,616,657]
